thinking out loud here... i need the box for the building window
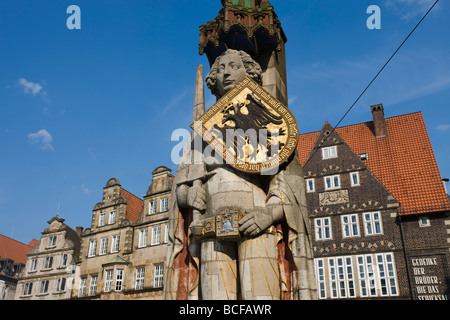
[154,264,164,288]
[326,257,356,299]
[160,198,168,212]
[315,253,398,299]
[89,275,98,296]
[43,256,53,270]
[350,172,360,186]
[376,253,398,296]
[315,217,332,240]
[135,267,145,290]
[55,278,66,293]
[343,257,356,298]
[378,253,398,296]
[22,282,33,296]
[100,238,108,255]
[364,212,383,236]
[357,253,398,298]
[324,175,340,190]
[79,277,87,297]
[306,179,315,193]
[419,216,431,227]
[115,270,124,292]
[59,253,68,267]
[359,153,368,161]
[104,270,113,292]
[315,259,327,299]
[111,235,120,253]
[149,200,157,215]
[99,212,106,227]
[328,259,338,298]
[47,235,57,248]
[360,255,377,297]
[152,226,161,246]
[138,229,148,248]
[357,256,368,297]
[322,146,337,159]
[342,214,359,238]
[88,240,97,257]
[164,224,169,244]
[108,210,116,224]
[29,259,37,272]
[39,280,49,294]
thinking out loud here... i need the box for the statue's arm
[266,194,285,224]
[238,185,285,237]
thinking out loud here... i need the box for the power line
[303,0,440,167]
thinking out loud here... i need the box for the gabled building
[0,235,37,300]
[124,166,172,300]
[72,167,172,300]
[72,177,144,300]
[14,217,81,300]
[298,104,450,300]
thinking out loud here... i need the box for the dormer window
[419,216,431,227]
[322,146,337,159]
[359,153,368,161]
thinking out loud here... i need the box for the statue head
[206,49,263,98]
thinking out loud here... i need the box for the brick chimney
[76,226,84,237]
[371,104,387,138]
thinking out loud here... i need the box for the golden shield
[191,77,299,173]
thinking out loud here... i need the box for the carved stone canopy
[200,0,287,66]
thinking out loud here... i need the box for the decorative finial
[56,202,60,217]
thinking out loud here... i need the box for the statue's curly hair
[206,49,263,97]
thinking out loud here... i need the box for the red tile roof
[0,234,38,264]
[28,239,40,248]
[120,188,144,224]
[298,112,450,216]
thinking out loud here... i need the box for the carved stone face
[215,52,248,97]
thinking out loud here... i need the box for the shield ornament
[191,77,299,173]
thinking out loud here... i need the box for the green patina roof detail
[103,255,129,266]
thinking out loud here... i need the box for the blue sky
[0,0,449,245]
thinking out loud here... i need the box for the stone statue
[163,49,317,300]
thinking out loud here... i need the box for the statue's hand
[239,209,272,238]
[187,185,206,212]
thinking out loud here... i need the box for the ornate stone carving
[199,0,286,65]
[319,189,349,206]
